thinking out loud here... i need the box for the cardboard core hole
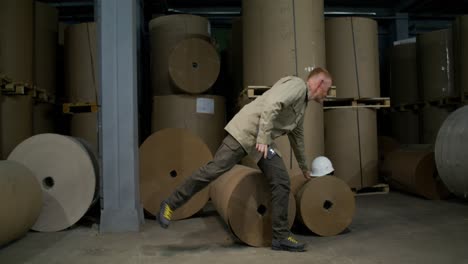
[192,62,198,69]
[170,170,178,178]
[323,200,333,210]
[43,177,55,189]
[257,205,267,216]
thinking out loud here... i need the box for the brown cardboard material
[139,128,212,220]
[0,160,42,246]
[210,165,296,247]
[422,106,451,144]
[0,0,34,84]
[325,109,361,188]
[0,95,33,159]
[168,37,220,94]
[35,2,58,96]
[242,0,326,174]
[377,136,400,166]
[325,17,380,98]
[70,112,98,155]
[325,108,378,189]
[150,15,210,95]
[64,23,98,103]
[418,29,456,101]
[454,16,468,97]
[151,95,226,155]
[381,148,448,200]
[390,42,419,105]
[435,106,468,199]
[33,103,55,135]
[296,176,355,236]
[7,134,97,232]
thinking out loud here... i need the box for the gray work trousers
[166,134,291,239]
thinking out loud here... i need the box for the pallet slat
[63,102,99,114]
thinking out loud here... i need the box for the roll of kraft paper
[168,37,220,94]
[140,128,212,220]
[296,176,356,236]
[0,160,42,246]
[7,134,98,232]
[210,165,296,247]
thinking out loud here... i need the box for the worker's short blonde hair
[307,67,332,80]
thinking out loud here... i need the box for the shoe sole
[271,245,306,252]
[157,216,169,229]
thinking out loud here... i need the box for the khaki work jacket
[225,76,309,171]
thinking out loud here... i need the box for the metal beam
[98,0,144,232]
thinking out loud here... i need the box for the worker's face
[308,74,332,103]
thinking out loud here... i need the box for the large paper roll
[140,128,212,220]
[168,37,220,94]
[64,22,98,103]
[381,148,448,200]
[0,95,33,159]
[149,14,210,95]
[33,102,55,135]
[325,17,380,98]
[243,0,326,175]
[0,0,33,84]
[151,95,226,155]
[296,176,355,236]
[7,134,98,232]
[325,108,378,189]
[422,106,451,144]
[454,15,468,97]
[70,112,98,155]
[34,2,58,96]
[0,160,42,246]
[418,29,456,101]
[210,165,296,247]
[390,42,418,105]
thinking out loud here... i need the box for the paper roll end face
[298,176,355,236]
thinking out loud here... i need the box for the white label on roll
[196,98,214,114]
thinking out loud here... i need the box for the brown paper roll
[140,128,212,220]
[325,108,378,189]
[0,160,42,246]
[243,0,326,176]
[149,14,210,95]
[325,17,380,98]
[7,134,98,232]
[422,106,451,144]
[0,95,33,159]
[64,22,98,103]
[390,111,421,144]
[34,2,58,96]
[377,136,400,165]
[0,0,33,84]
[33,102,55,135]
[70,112,98,155]
[454,16,468,96]
[390,42,418,105]
[381,148,447,200]
[418,29,456,101]
[151,95,226,155]
[296,176,355,236]
[168,37,220,94]
[210,165,296,247]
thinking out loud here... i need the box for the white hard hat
[309,156,334,177]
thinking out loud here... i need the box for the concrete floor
[1,191,468,264]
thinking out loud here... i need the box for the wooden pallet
[323,97,390,109]
[353,183,390,196]
[32,88,55,104]
[63,102,99,114]
[427,96,465,107]
[246,85,337,99]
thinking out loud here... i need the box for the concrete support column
[97,0,143,232]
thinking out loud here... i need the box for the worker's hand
[303,170,315,180]
[256,143,269,159]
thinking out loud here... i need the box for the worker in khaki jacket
[159,67,332,252]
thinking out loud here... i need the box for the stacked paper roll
[139,128,212,220]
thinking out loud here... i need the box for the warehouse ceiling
[39,0,468,26]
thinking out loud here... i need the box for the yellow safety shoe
[158,200,173,229]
